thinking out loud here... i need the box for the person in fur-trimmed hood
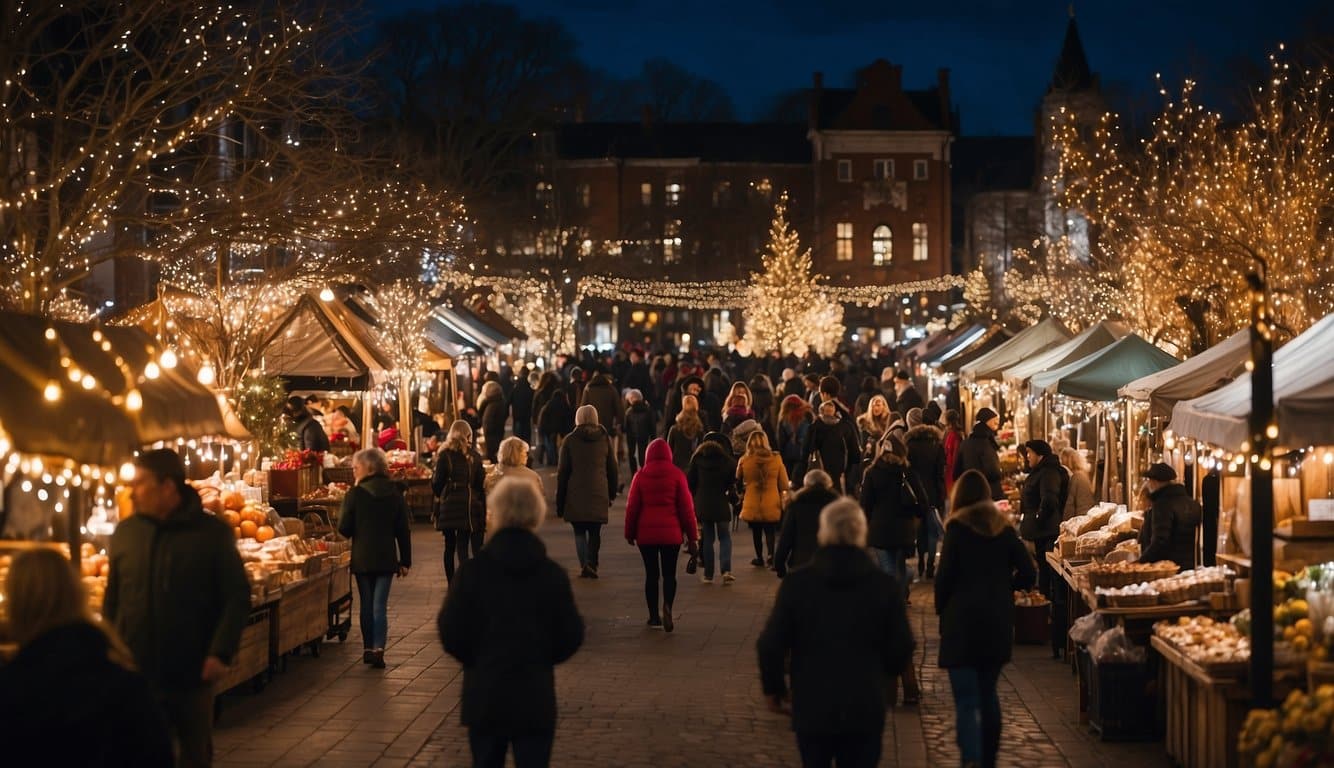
[904,408,946,579]
[935,469,1036,768]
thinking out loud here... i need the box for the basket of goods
[1095,583,1160,608]
[1154,615,1250,672]
[1151,566,1233,605]
[1086,560,1180,590]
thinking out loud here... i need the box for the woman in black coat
[432,420,487,582]
[772,471,839,578]
[935,470,1037,768]
[687,433,737,583]
[338,447,413,667]
[439,477,584,767]
[952,408,1005,502]
[537,389,575,468]
[0,548,173,768]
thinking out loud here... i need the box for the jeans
[870,546,910,600]
[749,522,778,560]
[443,529,485,581]
[162,685,215,768]
[794,729,882,768]
[917,508,942,571]
[638,544,680,619]
[467,727,554,768]
[571,522,603,569]
[354,573,394,649]
[700,521,732,577]
[542,433,559,467]
[948,665,1004,768]
[627,435,649,478]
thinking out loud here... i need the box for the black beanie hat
[975,407,998,424]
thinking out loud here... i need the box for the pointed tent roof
[920,324,1008,368]
[941,327,1016,375]
[1003,320,1129,388]
[1031,334,1180,402]
[260,294,390,390]
[1049,16,1096,93]
[959,318,1072,382]
[1119,331,1250,419]
[1171,313,1334,450]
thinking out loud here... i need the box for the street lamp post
[1246,266,1275,708]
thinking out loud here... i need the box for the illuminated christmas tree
[742,196,844,357]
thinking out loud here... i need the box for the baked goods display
[1085,560,1179,589]
[1094,582,1160,607]
[1154,615,1250,667]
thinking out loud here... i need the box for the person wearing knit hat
[557,403,618,578]
[922,401,942,427]
[906,407,924,428]
[952,407,1004,503]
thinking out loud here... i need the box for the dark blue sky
[371,0,1329,135]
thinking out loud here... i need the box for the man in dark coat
[623,349,655,403]
[104,450,250,768]
[757,499,913,767]
[687,433,737,582]
[773,470,839,578]
[288,396,331,452]
[1018,440,1068,605]
[889,370,925,417]
[580,372,624,461]
[439,477,584,767]
[508,371,537,445]
[623,389,658,479]
[802,400,861,494]
[952,408,1005,502]
[1138,463,1202,570]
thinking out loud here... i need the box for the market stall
[958,317,1072,426]
[916,323,1012,407]
[1002,320,1129,447]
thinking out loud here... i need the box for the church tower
[1035,10,1105,262]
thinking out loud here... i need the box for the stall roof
[1030,334,1180,402]
[958,318,1072,382]
[1002,320,1129,388]
[0,311,226,465]
[909,323,977,363]
[922,324,1008,368]
[940,327,1015,375]
[1118,331,1249,419]
[261,294,390,390]
[1171,313,1334,450]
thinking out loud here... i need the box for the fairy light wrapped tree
[741,195,844,357]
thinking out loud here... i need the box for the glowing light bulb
[319,287,335,302]
[197,361,215,387]
[160,349,177,369]
[68,366,82,383]
[125,388,143,411]
[118,461,136,482]
[144,361,160,380]
[43,380,61,402]
[44,327,56,341]
[81,374,97,390]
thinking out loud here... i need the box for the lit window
[913,159,928,180]
[641,182,653,206]
[836,222,853,261]
[837,159,852,182]
[872,224,892,266]
[666,181,682,207]
[663,219,682,264]
[577,183,591,208]
[713,181,731,207]
[913,222,928,261]
[752,178,773,201]
[536,181,553,206]
[873,159,894,180]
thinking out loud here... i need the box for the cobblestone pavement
[214,466,1175,767]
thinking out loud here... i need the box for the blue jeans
[700,521,732,577]
[948,665,1003,768]
[354,573,393,649]
[571,522,602,569]
[870,547,910,600]
[542,433,559,467]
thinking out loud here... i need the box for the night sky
[372,0,1329,135]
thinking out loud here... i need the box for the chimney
[809,71,824,130]
[640,105,653,130]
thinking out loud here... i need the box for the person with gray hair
[623,388,657,480]
[439,477,585,767]
[772,469,839,578]
[557,404,618,578]
[757,497,913,766]
[339,448,412,668]
[486,436,544,496]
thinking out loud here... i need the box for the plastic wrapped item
[1091,625,1145,664]
[1070,613,1106,646]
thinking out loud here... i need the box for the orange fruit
[255,525,275,543]
[239,520,258,539]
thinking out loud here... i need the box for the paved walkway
[214,467,1174,767]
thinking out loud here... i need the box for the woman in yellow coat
[737,431,790,568]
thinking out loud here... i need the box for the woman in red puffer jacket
[625,438,699,632]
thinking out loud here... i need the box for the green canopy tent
[1031,334,1181,402]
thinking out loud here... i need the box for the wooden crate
[1153,636,1249,768]
[327,562,352,604]
[273,572,332,657]
[269,466,321,499]
[215,607,271,694]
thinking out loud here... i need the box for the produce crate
[215,606,271,695]
[1088,660,1155,741]
[403,479,434,522]
[272,572,333,662]
[1014,603,1050,645]
[269,466,321,499]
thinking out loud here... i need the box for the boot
[902,661,920,705]
[925,553,936,579]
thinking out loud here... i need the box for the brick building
[535,58,957,350]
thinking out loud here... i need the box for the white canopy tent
[1171,313,1334,450]
[1001,320,1130,389]
[959,317,1071,383]
[1118,331,1250,420]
